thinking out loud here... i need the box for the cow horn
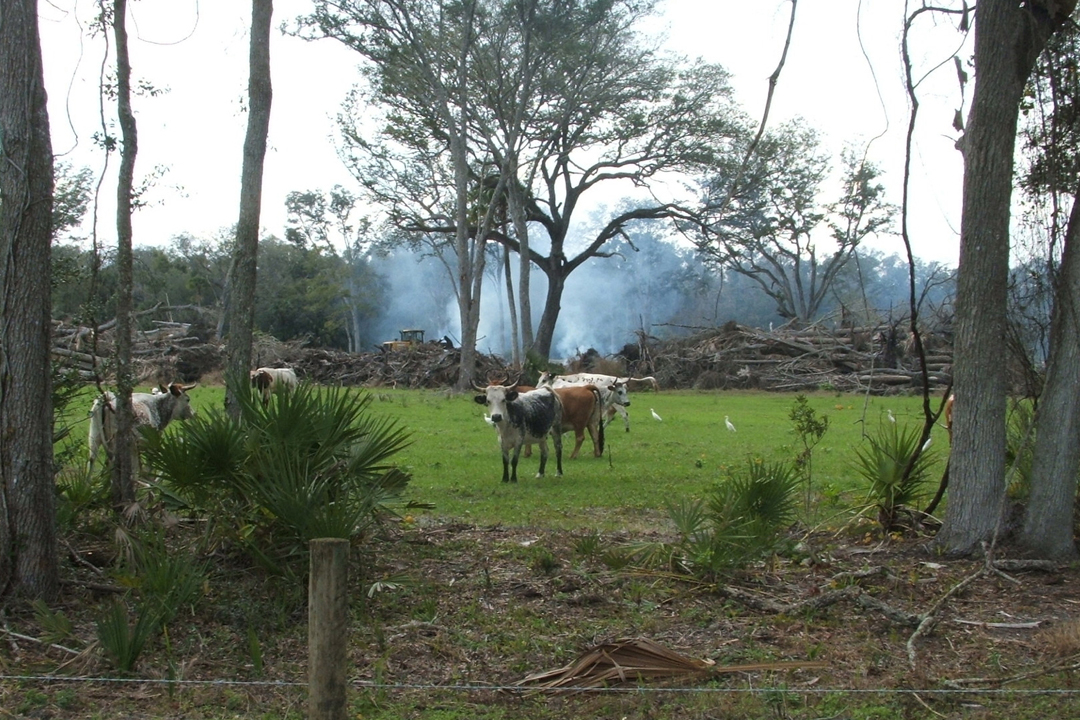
[472,380,490,392]
[181,382,198,391]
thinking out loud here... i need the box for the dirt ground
[4,520,1080,719]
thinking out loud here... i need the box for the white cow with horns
[87,383,198,473]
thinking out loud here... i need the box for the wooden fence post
[309,538,348,720]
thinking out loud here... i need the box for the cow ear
[506,390,518,402]
[474,395,486,405]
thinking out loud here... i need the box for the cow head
[537,371,557,387]
[250,369,273,391]
[608,380,631,407]
[163,382,198,422]
[474,384,519,424]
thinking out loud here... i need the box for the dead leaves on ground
[516,636,825,693]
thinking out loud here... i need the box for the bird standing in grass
[725,416,736,433]
[651,408,662,422]
[887,409,896,423]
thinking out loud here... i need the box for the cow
[537,372,635,432]
[474,383,564,483]
[250,367,299,404]
[514,384,607,460]
[87,382,198,473]
[552,384,606,459]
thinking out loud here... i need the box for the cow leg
[501,450,513,483]
[509,445,524,483]
[588,422,602,457]
[616,405,630,432]
[535,439,548,477]
[552,430,563,476]
[568,429,586,460]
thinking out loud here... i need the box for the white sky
[39,0,969,265]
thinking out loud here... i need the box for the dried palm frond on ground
[516,636,826,693]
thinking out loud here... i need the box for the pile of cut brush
[52,305,221,384]
[54,310,952,395]
[621,322,952,394]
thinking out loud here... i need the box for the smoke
[360,223,954,360]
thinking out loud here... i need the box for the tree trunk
[1019,190,1080,560]
[508,169,533,355]
[224,0,273,418]
[111,0,138,508]
[502,245,520,366]
[533,264,566,360]
[936,1,1059,556]
[449,1,484,392]
[0,0,59,600]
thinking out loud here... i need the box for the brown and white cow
[88,383,197,473]
[537,371,634,432]
[250,367,299,404]
[474,383,563,483]
[550,384,605,459]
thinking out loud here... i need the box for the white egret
[725,416,736,433]
[651,408,662,422]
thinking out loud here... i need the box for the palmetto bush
[853,420,937,532]
[624,458,801,580]
[142,384,411,574]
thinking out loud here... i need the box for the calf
[474,384,563,483]
[88,382,198,473]
[250,367,299,404]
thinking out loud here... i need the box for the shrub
[853,421,937,532]
[142,384,411,574]
[96,599,158,674]
[1005,398,1036,500]
[636,458,801,580]
[789,394,829,513]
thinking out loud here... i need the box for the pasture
[61,384,952,528]
[29,385,1078,720]
[338,387,950,529]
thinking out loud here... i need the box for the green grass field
[64,384,952,530]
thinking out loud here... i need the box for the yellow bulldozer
[381,328,425,352]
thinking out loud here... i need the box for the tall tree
[1017,24,1080,559]
[0,0,59,599]
[697,125,895,324]
[224,0,274,418]
[301,0,494,388]
[476,3,739,358]
[936,0,1075,556]
[311,0,740,361]
[110,0,139,508]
